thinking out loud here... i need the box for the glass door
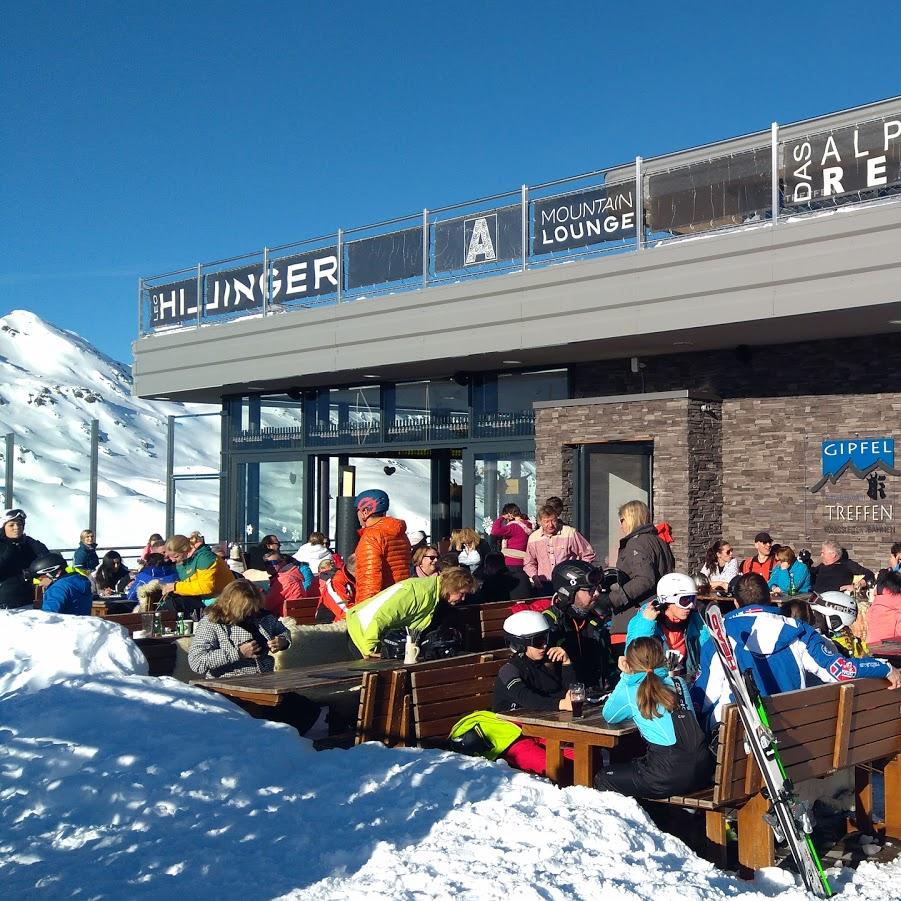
[464,445,537,538]
[577,443,652,567]
[233,456,305,551]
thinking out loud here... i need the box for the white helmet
[655,572,699,607]
[810,591,858,633]
[503,610,551,653]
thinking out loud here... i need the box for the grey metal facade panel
[133,200,901,402]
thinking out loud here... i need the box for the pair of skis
[704,604,832,897]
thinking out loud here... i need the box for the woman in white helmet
[491,609,576,777]
[625,572,709,683]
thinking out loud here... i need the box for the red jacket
[354,516,412,603]
[319,568,356,621]
[264,565,318,617]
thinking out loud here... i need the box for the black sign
[783,116,901,206]
[532,184,636,255]
[345,227,423,290]
[150,277,200,326]
[433,205,522,272]
[645,148,771,235]
[150,247,339,326]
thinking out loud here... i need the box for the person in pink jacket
[868,572,901,645]
[524,504,595,589]
[490,504,534,569]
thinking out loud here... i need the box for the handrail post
[195,263,203,327]
[88,419,98,535]
[771,122,780,226]
[4,432,13,509]
[422,208,429,288]
[262,246,269,316]
[521,184,529,270]
[634,156,644,251]
[336,228,343,303]
[165,415,175,538]
[137,277,145,337]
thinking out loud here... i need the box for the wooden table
[496,706,639,787]
[134,635,180,676]
[193,657,414,706]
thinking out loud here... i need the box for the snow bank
[0,609,148,698]
[2,614,900,900]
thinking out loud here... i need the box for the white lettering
[286,262,308,295]
[853,128,869,159]
[465,217,497,265]
[313,255,338,290]
[232,273,256,305]
[821,135,841,165]
[822,167,844,197]
[793,141,812,163]
[206,280,220,312]
[867,155,887,187]
[885,120,901,151]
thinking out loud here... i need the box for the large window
[388,379,469,442]
[473,369,567,437]
[473,452,536,535]
[237,458,304,548]
[306,385,381,446]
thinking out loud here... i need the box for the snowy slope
[2,611,899,900]
[0,309,220,550]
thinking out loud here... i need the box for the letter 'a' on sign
[464,214,498,266]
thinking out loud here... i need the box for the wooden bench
[355,650,512,748]
[478,601,513,650]
[662,678,901,874]
[409,653,511,749]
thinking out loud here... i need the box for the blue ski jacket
[603,667,694,746]
[692,604,891,729]
[41,572,93,616]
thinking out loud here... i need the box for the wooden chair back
[410,655,509,746]
[478,601,513,649]
[283,595,319,625]
[356,669,411,747]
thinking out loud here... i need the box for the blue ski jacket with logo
[692,604,890,730]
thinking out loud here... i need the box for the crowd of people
[3,494,901,804]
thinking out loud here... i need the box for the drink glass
[569,682,586,718]
[141,613,155,636]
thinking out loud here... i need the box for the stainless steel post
[4,433,13,509]
[262,246,269,316]
[165,415,175,537]
[634,156,644,251]
[521,184,528,270]
[336,228,343,302]
[422,208,429,288]
[137,277,144,337]
[88,419,98,535]
[771,122,780,226]
[195,263,203,327]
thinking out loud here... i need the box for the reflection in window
[388,379,469,441]
[474,453,536,535]
[307,386,380,446]
[240,459,304,547]
[474,369,567,438]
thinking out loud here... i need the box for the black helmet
[29,553,68,579]
[379,629,408,659]
[419,627,462,660]
[450,724,493,757]
[551,560,601,603]
[691,572,710,592]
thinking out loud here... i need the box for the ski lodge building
[133,97,901,568]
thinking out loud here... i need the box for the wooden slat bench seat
[658,678,901,874]
[478,602,513,650]
[283,595,319,625]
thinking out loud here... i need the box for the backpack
[448,711,522,760]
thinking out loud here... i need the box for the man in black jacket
[544,560,614,689]
[0,508,49,609]
[812,540,875,594]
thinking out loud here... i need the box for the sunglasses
[422,555,439,561]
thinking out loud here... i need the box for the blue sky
[3,0,900,364]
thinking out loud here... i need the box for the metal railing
[139,99,901,337]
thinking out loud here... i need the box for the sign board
[531,184,636,254]
[433,205,522,272]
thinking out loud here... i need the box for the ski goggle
[527,633,549,649]
[2,508,25,525]
[665,594,697,609]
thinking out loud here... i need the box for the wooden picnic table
[496,706,639,787]
[193,657,408,706]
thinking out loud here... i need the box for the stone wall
[535,395,720,569]
[721,394,900,569]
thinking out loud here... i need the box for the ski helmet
[29,552,67,580]
[503,610,551,653]
[379,629,408,660]
[419,627,462,660]
[810,591,858,633]
[655,572,698,608]
[551,560,601,603]
[691,572,710,592]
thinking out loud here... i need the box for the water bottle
[176,612,185,636]
[788,570,797,596]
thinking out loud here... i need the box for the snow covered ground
[2,610,899,900]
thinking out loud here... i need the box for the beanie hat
[355,489,389,519]
[2,508,26,526]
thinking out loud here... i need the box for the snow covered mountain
[0,309,219,552]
